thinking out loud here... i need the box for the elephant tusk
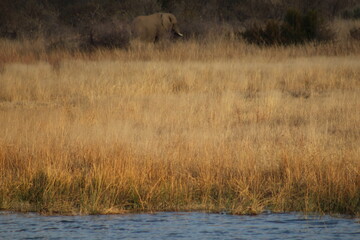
[177,32,183,37]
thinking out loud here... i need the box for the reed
[0,36,359,215]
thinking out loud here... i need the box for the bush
[242,21,282,45]
[243,9,334,45]
[342,7,360,19]
[350,27,360,40]
[282,9,321,44]
[355,8,360,19]
[45,20,131,52]
[87,20,131,49]
[45,26,82,52]
[179,20,238,41]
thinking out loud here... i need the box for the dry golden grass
[0,36,359,215]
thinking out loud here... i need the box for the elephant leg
[154,35,159,43]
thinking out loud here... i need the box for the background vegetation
[1,0,360,46]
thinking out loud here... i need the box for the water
[0,211,359,240]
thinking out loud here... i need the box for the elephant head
[131,13,183,42]
[160,13,183,38]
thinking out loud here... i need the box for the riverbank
[0,38,359,215]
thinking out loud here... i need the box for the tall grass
[0,36,359,215]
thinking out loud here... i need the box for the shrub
[282,9,323,44]
[355,8,360,19]
[350,27,360,40]
[87,20,131,49]
[243,9,334,45]
[342,7,360,19]
[45,20,131,52]
[242,21,282,45]
[45,25,81,52]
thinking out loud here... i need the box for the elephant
[131,13,183,42]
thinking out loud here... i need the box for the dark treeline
[0,0,358,47]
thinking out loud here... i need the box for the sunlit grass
[0,36,359,215]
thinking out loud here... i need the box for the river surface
[0,211,359,239]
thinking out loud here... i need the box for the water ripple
[0,212,359,240]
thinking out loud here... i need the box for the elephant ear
[161,13,173,31]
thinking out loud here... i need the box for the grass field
[0,31,359,215]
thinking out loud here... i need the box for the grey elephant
[131,13,183,42]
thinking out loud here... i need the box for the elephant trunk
[173,24,183,37]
